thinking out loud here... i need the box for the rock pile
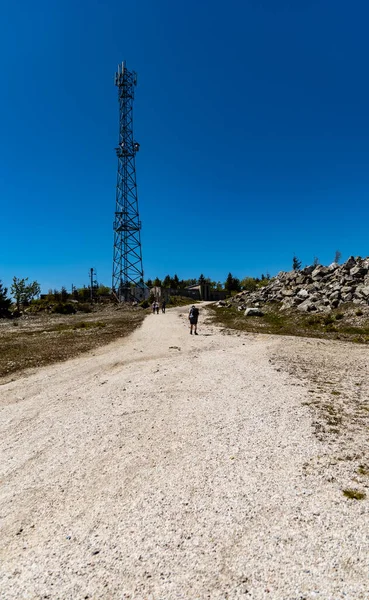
[230,256,369,313]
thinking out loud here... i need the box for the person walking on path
[156,302,160,314]
[188,304,199,335]
[162,300,166,314]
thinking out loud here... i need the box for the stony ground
[0,304,368,599]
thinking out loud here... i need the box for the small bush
[53,303,76,315]
[306,316,321,327]
[76,303,92,313]
[357,465,369,476]
[323,315,335,326]
[343,488,366,500]
[140,300,150,309]
[335,313,344,320]
[355,309,364,316]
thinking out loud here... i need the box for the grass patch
[342,488,366,500]
[52,321,106,332]
[207,303,369,344]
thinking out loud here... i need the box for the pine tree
[225,272,241,292]
[292,255,302,271]
[162,275,171,288]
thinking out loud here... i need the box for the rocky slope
[231,256,369,313]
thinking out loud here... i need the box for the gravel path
[0,304,368,599]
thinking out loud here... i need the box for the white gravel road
[0,304,368,599]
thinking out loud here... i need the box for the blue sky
[1,0,369,293]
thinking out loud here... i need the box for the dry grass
[0,305,146,380]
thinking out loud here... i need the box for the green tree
[334,250,342,264]
[171,274,180,288]
[95,285,111,296]
[11,277,41,311]
[292,255,302,271]
[0,281,11,317]
[224,272,241,292]
[61,286,68,302]
[183,278,197,287]
[241,277,258,292]
[153,277,162,287]
[145,279,153,288]
[77,286,90,302]
[162,275,171,288]
[198,274,206,284]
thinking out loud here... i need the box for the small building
[150,284,226,302]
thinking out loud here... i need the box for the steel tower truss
[112,61,144,300]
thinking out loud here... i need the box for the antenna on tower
[112,62,144,302]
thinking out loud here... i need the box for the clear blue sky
[1,0,369,293]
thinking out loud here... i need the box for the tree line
[146,272,271,293]
[2,252,341,317]
[0,272,273,317]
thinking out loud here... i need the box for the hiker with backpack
[188,305,199,335]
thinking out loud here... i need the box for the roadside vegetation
[207,303,369,344]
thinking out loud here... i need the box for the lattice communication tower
[112,61,144,301]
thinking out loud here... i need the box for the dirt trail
[0,304,367,599]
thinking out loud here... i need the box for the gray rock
[244,308,264,317]
[350,266,368,277]
[343,256,356,270]
[301,266,315,275]
[360,287,369,298]
[327,262,339,271]
[297,299,316,312]
[281,298,297,309]
[311,267,326,279]
[329,290,340,301]
[342,293,353,302]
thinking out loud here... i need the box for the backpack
[190,307,199,318]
